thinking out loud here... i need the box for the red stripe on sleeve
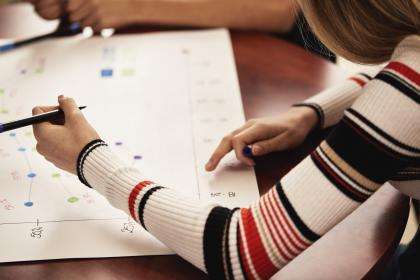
[349,77,367,87]
[386,61,420,86]
[260,195,294,260]
[238,228,256,280]
[268,190,311,249]
[128,181,153,220]
[266,191,307,252]
[241,208,278,279]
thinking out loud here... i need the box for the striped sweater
[77,35,419,279]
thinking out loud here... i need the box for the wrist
[290,106,319,132]
[76,139,107,187]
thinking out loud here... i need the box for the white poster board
[0,29,259,262]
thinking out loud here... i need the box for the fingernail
[58,95,64,100]
[252,145,263,155]
[205,162,213,171]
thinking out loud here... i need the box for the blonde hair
[298,0,420,64]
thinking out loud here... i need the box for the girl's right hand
[205,106,319,171]
[32,95,100,174]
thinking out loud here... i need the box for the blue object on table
[243,146,254,158]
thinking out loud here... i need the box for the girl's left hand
[32,95,100,174]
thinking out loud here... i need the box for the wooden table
[0,3,409,280]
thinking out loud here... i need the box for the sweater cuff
[77,140,144,214]
[294,73,372,129]
[76,139,107,187]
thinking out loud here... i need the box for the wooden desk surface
[0,3,409,280]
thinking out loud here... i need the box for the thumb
[251,133,291,156]
[58,95,82,125]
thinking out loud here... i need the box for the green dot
[67,197,79,203]
[52,173,61,178]
[122,68,135,76]
[35,68,43,74]
[0,89,4,96]
[1,108,8,114]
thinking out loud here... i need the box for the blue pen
[243,146,254,158]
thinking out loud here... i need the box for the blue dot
[134,155,142,160]
[18,147,26,152]
[101,68,113,78]
[115,141,123,146]
[27,172,36,178]
[9,132,16,137]
[24,201,33,207]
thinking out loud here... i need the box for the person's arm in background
[203,72,372,165]
[32,36,419,279]
[27,0,299,33]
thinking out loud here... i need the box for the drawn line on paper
[183,48,201,199]
[0,217,127,226]
[52,172,79,203]
[10,132,36,207]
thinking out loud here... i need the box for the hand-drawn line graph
[9,131,37,207]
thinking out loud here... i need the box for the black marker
[0,106,86,133]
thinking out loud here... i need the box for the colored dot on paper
[1,109,8,114]
[24,201,33,207]
[122,68,135,76]
[133,155,142,160]
[101,68,113,77]
[0,89,4,96]
[9,132,16,137]
[27,172,36,178]
[20,69,27,75]
[67,197,79,203]
[115,141,123,146]
[52,173,61,178]
[25,131,32,137]
[18,147,26,152]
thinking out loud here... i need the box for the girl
[32,0,419,279]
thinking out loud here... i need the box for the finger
[92,17,105,33]
[205,135,233,171]
[231,134,255,167]
[69,1,93,22]
[33,0,58,8]
[32,107,58,142]
[236,123,284,147]
[35,105,59,114]
[35,3,62,20]
[231,120,255,136]
[205,121,255,171]
[80,11,99,28]
[252,133,295,156]
[67,0,85,13]
[36,143,47,156]
[57,95,84,125]
[32,106,57,129]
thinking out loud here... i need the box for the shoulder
[391,35,420,70]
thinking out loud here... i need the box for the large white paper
[0,29,259,262]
